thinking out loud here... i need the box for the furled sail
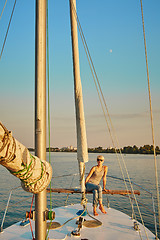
[70,0,88,194]
[70,0,88,164]
[0,122,52,194]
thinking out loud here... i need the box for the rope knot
[81,192,88,206]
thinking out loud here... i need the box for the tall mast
[35,0,47,239]
[69,0,88,193]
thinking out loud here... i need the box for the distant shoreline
[28,144,160,155]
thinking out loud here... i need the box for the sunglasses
[97,159,103,162]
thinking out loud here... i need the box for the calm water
[0,152,160,237]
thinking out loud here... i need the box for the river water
[0,152,160,237]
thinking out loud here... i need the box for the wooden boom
[47,188,140,195]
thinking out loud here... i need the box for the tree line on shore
[88,145,160,155]
[28,144,160,155]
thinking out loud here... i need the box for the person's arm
[85,166,95,184]
[103,166,108,190]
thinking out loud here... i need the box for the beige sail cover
[0,122,52,194]
[70,0,88,164]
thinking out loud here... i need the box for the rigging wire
[140,0,160,233]
[46,0,52,211]
[0,0,7,20]
[70,0,151,239]
[29,195,35,240]
[65,173,76,206]
[45,1,53,239]
[0,0,17,59]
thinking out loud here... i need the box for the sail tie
[80,164,88,206]
[0,123,16,163]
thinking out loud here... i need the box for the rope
[46,0,52,211]
[29,195,35,240]
[85,206,102,226]
[46,204,102,235]
[0,0,17,59]
[45,1,53,238]
[11,155,33,180]
[65,174,76,206]
[80,164,88,206]
[10,154,44,186]
[0,122,16,164]
[140,0,160,233]
[52,173,79,179]
[79,163,85,183]
[0,122,12,154]
[0,0,7,20]
[0,196,33,212]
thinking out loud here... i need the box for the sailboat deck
[0,203,155,240]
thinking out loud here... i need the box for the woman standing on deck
[85,155,108,216]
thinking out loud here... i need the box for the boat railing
[106,174,158,238]
[0,186,32,233]
[107,174,153,195]
[0,173,158,237]
[0,186,20,232]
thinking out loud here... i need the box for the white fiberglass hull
[0,203,155,240]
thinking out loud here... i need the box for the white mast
[35,0,47,239]
[69,0,88,193]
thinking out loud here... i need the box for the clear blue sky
[0,0,160,149]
